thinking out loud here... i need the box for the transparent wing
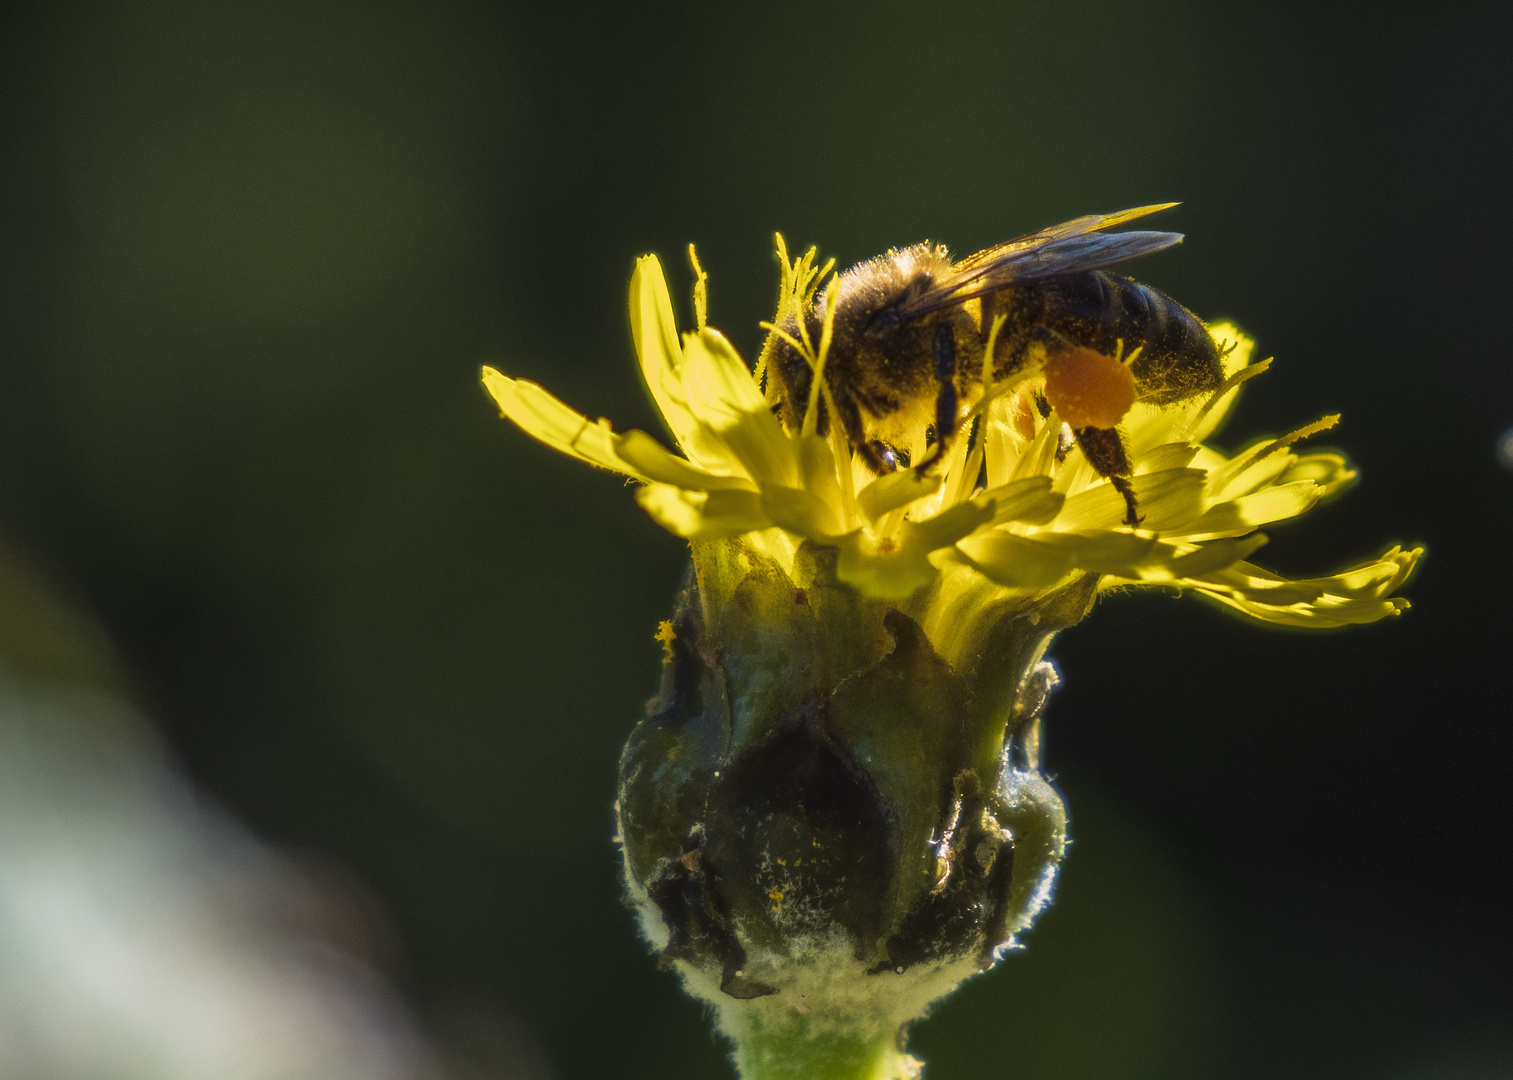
[899,203,1183,319]
[952,202,1180,270]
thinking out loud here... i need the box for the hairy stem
[731,1017,918,1080]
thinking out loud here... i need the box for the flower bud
[617,538,1094,1071]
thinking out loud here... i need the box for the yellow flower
[486,239,1421,1078]
[483,241,1418,628]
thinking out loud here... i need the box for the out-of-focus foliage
[0,547,557,1079]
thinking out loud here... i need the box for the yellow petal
[628,256,698,446]
[961,511,1178,588]
[681,329,795,488]
[908,500,996,552]
[856,470,942,524]
[983,404,1023,490]
[1134,442,1201,474]
[796,433,847,525]
[680,327,768,416]
[1228,480,1327,525]
[762,484,845,541]
[1210,416,1339,500]
[1277,452,1356,495]
[1120,331,1261,455]
[1209,446,1297,501]
[835,534,938,599]
[612,429,755,492]
[635,482,703,536]
[1052,531,1164,575]
[1193,589,1410,628]
[1163,533,1269,579]
[628,259,750,476]
[1056,468,1207,533]
[1185,325,1259,442]
[635,483,770,539]
[482,367,645,479]
[1091,535,1269,586]
[957,532,1076,589]
[1188,546,1422,609]
[975,476,1064,526]
[836,501,994,600]
[1009,410,1063,482]
[966,529,1266,589]
[1178,481,1326,541]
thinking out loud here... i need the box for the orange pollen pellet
[1043,346,1137,429]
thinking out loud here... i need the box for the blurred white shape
[0,682,440,1080]
[1498,426,1513,469]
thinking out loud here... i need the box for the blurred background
[0,1,1508,1077]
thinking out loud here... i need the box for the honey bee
[760,203,1224,526]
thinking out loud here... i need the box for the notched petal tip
[1184,544,1423,628]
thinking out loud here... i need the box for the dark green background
[1,2,1509,1077]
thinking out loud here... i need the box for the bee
[759,204,1224,526]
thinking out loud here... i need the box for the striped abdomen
[1011,271,1223,404]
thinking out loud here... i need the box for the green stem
[731,1015,918,1080]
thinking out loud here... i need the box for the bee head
[825,243,952,341]
[759,243,959,467]
[863,305,903,339]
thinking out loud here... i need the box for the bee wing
[900,203,1183,319]
[952,202,1180,269]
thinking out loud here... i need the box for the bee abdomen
[1035,272,1223,405]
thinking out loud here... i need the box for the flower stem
[731,1016,918,1080]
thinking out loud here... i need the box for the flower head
[483,241,1418,629]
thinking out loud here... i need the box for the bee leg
[830,390,895,474]
[1110,476,1142,528]
[1073,426,1143,527]
[916,324,958,473]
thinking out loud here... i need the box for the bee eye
[868,441,910,473]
